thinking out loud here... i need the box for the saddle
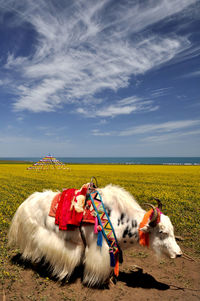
[49,183,95,230]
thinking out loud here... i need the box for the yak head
[139,201,182,259]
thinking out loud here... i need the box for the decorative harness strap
[139,208,162,247]
[88,190,123,277]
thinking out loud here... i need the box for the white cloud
[98,119,108,125]
[91,129,112,136]
[14,78,64,112]
[119,120,200,136]
[142,129,200,143]
[91,119,200,139]
[76,96,158,118]
[151,87,172,97]
[16,116,24,122]
[98,105,137,117]
[118,96,141,105]
[5,53,27,69]
[0,0,198,113]
[181,70,200,78]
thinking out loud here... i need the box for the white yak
[8,184,182,286]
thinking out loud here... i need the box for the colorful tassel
[94,216,98,234]
[97,230,103,247]
[109,248,115,267]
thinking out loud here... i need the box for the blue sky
[0,0,200,157]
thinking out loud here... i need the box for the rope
[182,252,196,262]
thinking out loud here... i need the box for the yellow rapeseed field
[0,163,200,282]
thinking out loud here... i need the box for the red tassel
[114,255,119,277]
[94,216,98,234]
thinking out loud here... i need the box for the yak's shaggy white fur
[8,184,182,286]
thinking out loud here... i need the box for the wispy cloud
[142,129,200,143]
[0,0,198,113]
[181,70,200,78]
[151,87,172,97]
[91,129,112,136]
[119,120,200,136]
[91,119,200,140]
[76,96,159,118]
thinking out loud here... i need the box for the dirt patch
[1,244,200,301]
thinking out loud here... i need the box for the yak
[8,184,182,287]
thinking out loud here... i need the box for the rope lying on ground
[182,252,196,262]
[175,236,197,262]
[169,284,200,291]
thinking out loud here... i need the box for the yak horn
[153,198,162,210]
[90,176,98,188]
[144,203,158,223]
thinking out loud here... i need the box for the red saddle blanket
[49,185,95,230]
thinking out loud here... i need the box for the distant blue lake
[0,157,200,165]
